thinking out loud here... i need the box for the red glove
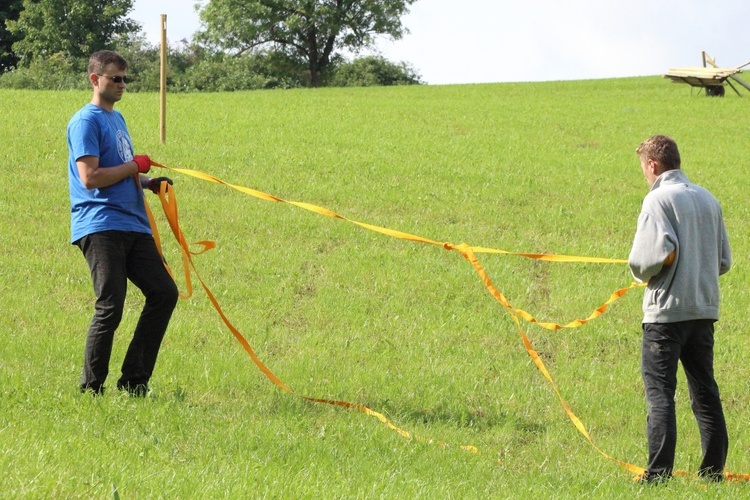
[133,155,152,174]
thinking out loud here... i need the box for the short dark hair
[636,135,681,170]
[88,50,128,75]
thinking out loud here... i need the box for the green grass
[2,77,750,497]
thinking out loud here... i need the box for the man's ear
[89,73,99,87]
[648,159,660,175]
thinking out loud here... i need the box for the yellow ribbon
[144,179,478,454]
[145,165,749,482]
[448,243,645,476]
[150,162,636,330]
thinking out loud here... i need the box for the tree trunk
[308,56,323,87]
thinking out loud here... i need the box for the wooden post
[160,14,167,144]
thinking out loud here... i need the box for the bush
[172,51,308,92]
[0,52,88,90]
[113,33,161,93]
[0,45,422,92]
[329,56,423,87]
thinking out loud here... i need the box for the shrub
[329,56,423,87]
[0,52,87,90]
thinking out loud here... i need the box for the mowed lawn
[2,77,750,497]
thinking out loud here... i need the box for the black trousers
[76,230,179,392]
[641,320,728,480]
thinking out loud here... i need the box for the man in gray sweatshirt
[628,135,731,483]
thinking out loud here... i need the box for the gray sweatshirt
[628,169,731,323]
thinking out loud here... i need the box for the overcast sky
[130,0,750,85]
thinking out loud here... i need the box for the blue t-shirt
[67,104,151,243]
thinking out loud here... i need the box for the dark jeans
[641,320,728,480]
[76,231,179,392]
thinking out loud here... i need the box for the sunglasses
[98,74,133,84]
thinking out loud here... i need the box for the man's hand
[664,250,676,266]
[133,155,152,174]
[147,176,173,194]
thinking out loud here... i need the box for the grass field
[2,77,750,498]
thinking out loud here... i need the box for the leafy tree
[197,0,418,88]
[7,0,139,70]
[0,0,24,72]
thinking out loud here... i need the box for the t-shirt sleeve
[68,116,101,161]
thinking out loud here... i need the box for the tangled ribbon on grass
[141,163,749,482]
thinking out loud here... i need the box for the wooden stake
[160,14,167,144]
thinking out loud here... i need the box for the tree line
[0,0,423,91]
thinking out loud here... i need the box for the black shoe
[117,383,149,397]
[698,469,724,483]
[638,471,671,484]
[80,384,105,396]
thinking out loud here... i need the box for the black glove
[147,177,173,194]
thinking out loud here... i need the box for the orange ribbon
[144,166,749,482]
[150,161,636,330]
[447,243,645,477]
[144,179,478,454]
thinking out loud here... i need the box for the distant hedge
[0,39,423,92]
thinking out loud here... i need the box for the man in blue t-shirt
[67,50,178,396]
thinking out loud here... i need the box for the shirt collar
[651,169,689,191]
